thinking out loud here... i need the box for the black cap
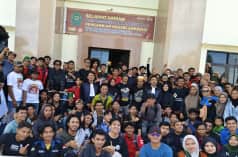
[14,61,23,66]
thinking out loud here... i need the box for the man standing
[0,48,16,78]
[22,70,43,113]
[139,126,173,157]
[7,61,23,115]
[48,60,65,91]
[81,71,99,109]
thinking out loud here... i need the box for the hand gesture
[19,144,29,155]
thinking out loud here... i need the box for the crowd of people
[0,46,238,157]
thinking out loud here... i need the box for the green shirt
[92,94,113,110]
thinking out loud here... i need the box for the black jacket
[29,139,65,157]
[80,144,111,157]
[48,68,65,91]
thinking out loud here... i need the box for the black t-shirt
[104,134,128,157]
[76,69,90,82]
[0,133,32,156]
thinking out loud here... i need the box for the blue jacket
[80,82,99,105]
[223,100,238,121]
[220,128,238,145]
[139,143,173,157]
[29,139,65,157]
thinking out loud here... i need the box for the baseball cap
[14,61,23,66]
[23,56,31,62]
[148,126,160,134]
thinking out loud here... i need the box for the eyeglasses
[202,90,209,93]
[150,132,160,137]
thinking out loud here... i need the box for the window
[207,50,238,84]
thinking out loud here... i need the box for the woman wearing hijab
[158,83,174,109]
[185,83,200,116]
[202,137,225,157]
[215,92,228,117]
[224,135,238,157]
[178,134,207,157]
[224,88,238,121]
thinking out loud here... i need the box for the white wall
[203,0,238,46]
[0,0,16,26]
[61,34,78,65]
[0,0,16,50]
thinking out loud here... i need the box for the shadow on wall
[15,36,32,59]
[170,50,201,70]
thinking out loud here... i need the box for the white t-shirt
[22,79,43,103]
[7,71,23,101]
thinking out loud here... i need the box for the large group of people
[0,46,238,157]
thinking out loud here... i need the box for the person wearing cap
[139,126,172,157]
[7,61,23,117]
[22,70,43,113]
[0,49,16,78]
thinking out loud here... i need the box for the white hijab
[182,135,200,157]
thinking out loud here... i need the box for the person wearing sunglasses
[199,85,217,121]
[139,126,172,157]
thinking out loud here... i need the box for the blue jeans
[7,101,22,113]
[7,101,22,122]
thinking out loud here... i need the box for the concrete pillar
[153,0,207,72]
[15,0,56,59]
